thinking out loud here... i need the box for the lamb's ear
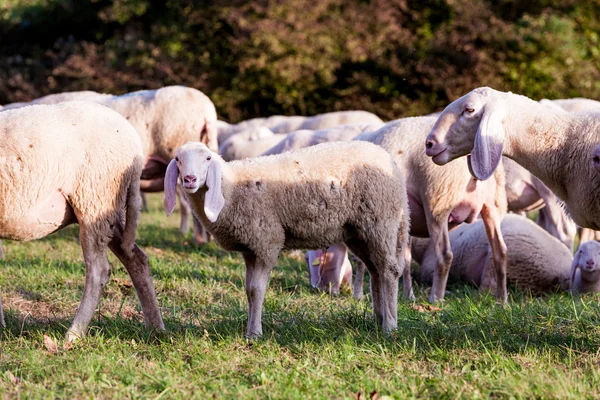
[204,157,225,222]
[469,99,506,181]
[570,250,582,290]
[164,159,179,216]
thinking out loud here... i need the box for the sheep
[503,157,577,250]
[218,127,287,161]
[164,141,410,337]
[540,98,600,113]
[425,86,600,236]
[306,244,353,295]
[1,90,111,111]
[270,110,384,133]
[91,86,218,244]
[353,116,509,303]
[570,241,600,293]
[216,116,304,143]
[262,123,384,156]
[418,214,572,294]
[0,102,164,340]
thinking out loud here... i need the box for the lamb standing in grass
[418,214,572,293]
[0,102,164,340]
[164,141,410,337]
[425,87,600,236]
[570,241,600,293]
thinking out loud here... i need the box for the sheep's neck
[502,95,573,201]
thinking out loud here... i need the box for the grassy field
[1,194,600,399]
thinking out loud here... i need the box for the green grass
[1,194,600,399]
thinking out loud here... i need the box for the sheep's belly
[0,190,76,241]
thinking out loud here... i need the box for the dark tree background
[1,0,599,121]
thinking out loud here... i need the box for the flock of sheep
[1,85,600,341]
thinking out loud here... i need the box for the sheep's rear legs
[242,253,275,339]
[108,221,165,333]
[480,205,508,304]
[66,226,111,342]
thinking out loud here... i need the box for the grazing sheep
[306,244,353,295]
[93,86,218,244]
[503,157,577,250]
[262,123,384,156]
[219,128,287,161]
[354,116,509,303]
[425,86,600,234]
[570,241,600,293]
[418,214,572,294]
[0,102,164,340]
[164,141,410,337]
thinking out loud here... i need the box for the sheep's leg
[402,239,415,301]
[177,185,191,235]
[66,225,111,342]
[353,259,366,300]
[426,214,453,303]
[108,221,165,333]
[0,292,5,329]
[242,252,275,339]
[480,204,508,304]
[192,216,210,245]
[140,192,148,212]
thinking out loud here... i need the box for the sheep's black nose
[183,175,197,184]
[594,155,600,164]
[426,140,434,150]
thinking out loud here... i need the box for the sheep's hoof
[65,329,83,343]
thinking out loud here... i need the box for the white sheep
[270,110,384,133]
[218,127,287,161]
[261,123,384,156]
[0,102,164,340]
[418,214,572,294]
[1,90,111,110]
[164,141,410,337]
[425,86,600,236]
[570,241,600,293]
[503,157,577,250]
[540,98,600,113]
[92,86,218,244]
[306,244,353,295]
[216,115,303,143]
[353,116,509,303]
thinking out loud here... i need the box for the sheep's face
[174,142,214,194]
[592,144,600,172]
[575,241,600,273]
[426,87,506,181]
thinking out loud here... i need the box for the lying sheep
[570,241,600,293]
[418,214,572,294]
[92,86,218,244]
[164,141,410,337]
[306,244,353,295]
[354,116,509,303]
[0,102,164,340]
[503,157,577,250]
[216,116,304,143]
[262,123,384,156]
[270,110,383,133]
[219,128,287,161]
[425,87,600,240]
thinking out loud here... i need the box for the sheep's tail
[122,173,141,256]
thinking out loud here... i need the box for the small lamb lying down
[570,241,600,294]
[306,244,353,295]
[417,214,573,294]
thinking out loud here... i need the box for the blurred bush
[0,0,599,121]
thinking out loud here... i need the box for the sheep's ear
[204,157,225,222]
[164,159,179,216]
[469,99,506,181]
[570,250,581,290]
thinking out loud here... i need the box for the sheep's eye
[465,107,475,114]
[175,157,179,162]
[207,156,212,161]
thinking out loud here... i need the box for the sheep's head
[574,241,600,272]
[425,87,507,181]
[164,142,225,222]
[592,144,600,172]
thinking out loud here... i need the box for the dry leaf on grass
[410,303,442,312]
[43,334,58,354]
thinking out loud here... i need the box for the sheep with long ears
[164,141,410,338]
[425,86,600,231]
[571,241,600,293]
